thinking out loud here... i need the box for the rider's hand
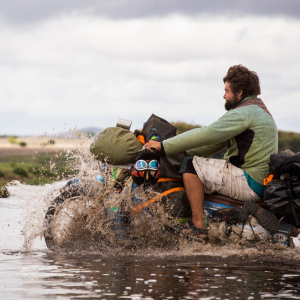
[144,140,161,152]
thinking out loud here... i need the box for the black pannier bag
[142,114,186,179]
[264,151,300,227]
[142,113,177,142]
[264,178,300,227]
[141,114,192,218]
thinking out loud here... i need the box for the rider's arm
[162,109,249,155]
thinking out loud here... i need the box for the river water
[1,181,300,299]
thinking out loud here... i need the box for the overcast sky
[1,0,300,136]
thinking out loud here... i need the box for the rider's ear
[237,90,243,100]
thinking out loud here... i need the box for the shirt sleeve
[162,109,249,155]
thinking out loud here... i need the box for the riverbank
[0,136,91,154]
[0,136,92,190]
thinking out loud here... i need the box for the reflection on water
[1,251,300,299]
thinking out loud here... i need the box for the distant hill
[77,127,103,136]
[0,127,103,138]
[51,127,103,138]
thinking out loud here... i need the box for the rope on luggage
[130,186,185,215]
[157,178,183,182]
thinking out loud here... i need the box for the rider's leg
[183,172,205,229]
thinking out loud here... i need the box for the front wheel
[44,179,112,251]
[44,184,90,250]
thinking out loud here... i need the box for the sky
[0,0,300,136]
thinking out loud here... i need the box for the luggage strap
[137,135,146,145]
[263,174,274,186]
[130,186,185,215]
[158,178,183,182]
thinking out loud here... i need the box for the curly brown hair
[223,65,261,97]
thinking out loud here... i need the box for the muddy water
[1,182,300,299]
[2,252,300,299]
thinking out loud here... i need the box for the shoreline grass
[0,150,79,188]
[0,136,91,189]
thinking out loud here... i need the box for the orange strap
[130,187,185,215]
[158,178,183,182]
[263,174,274,186]
[137,135,146,145]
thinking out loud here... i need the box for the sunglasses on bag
[135,159,160,171]
[131,159,161,182]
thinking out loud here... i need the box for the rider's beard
[224,94,241,111]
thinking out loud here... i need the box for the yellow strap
[263,174,274,186]
[130,187,185,215]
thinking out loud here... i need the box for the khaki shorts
[192,157,262,202]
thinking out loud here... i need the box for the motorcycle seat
[205,193,268,209]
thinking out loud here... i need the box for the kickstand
[223,224,232,237]
[248,217,259,242]
[231,222,246,240]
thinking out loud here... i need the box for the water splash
[3,133,298,261]
[42,163,175,253]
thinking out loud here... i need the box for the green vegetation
[171,122,201,135]
[0,151,79,188]
[278,131,300,153]
[8,136,18,144]
[13,167,28,177]
[8,136,28,147]
[27,177,54,185]
[41,139,56,146]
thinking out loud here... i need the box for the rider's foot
[212,207,249,225]
[164,220,208,242]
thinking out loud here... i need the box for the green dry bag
[90,127,143,165]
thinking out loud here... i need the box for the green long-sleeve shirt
[162,96,278,184]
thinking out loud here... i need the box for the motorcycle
[43,116,295,251]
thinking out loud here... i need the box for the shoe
[242,201,280,232]
[211,207,249,225]
[164,220,208,242]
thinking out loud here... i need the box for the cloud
[0,0,299,24]
[0,13,300,135]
